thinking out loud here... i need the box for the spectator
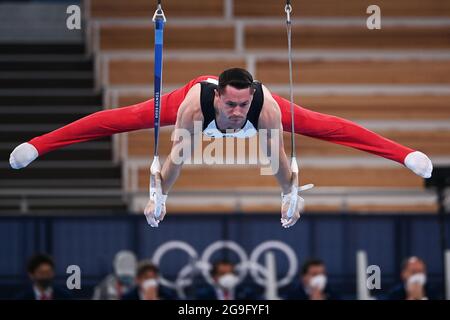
[194,260,258,300]
[92,250,137,300]
[121,261,177,300]
[15,253,72,300]
[386,256,439,300]
[285,258,339,300]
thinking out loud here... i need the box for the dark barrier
[0,213,448,299]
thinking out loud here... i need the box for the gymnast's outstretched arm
[143,86,202,227]
[258,88,304,229]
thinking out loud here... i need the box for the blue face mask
[118,275,134,287]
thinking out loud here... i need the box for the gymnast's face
[215,85,254,129]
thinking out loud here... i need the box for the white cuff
[159,194,168,203]
[150,190,167,203]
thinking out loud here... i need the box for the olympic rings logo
[151,240,298,299]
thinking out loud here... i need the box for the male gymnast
[9,68,433,228]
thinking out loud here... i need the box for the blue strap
[153,17,165,156]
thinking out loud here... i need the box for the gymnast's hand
[280,172,314,228]
[144,171,167,227]
[281,171,314,228]
[281,172,302,228]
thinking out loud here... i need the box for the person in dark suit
[193,260,259,300]
[92,250,137,300]
[285,258,340,300]
[121,261,177,300]
[386,256,439,300]
[15,253,72,300]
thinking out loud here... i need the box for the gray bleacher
[0,1,127,213]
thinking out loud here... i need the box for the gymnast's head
[215,68,256,126]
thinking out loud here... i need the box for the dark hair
[401,256,425,272]
[27,254,54,274]
[211,260,234,277]
[136,261,159,278]
[218,68,256,95]
[301,258,324,276]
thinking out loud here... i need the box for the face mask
[118,275,134,287]
[142,279,159,291]
[35,278,53,289]
[407,273,426,287]
[218,273,239,290]
[309,274,327,291]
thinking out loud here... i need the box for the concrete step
[0,90,102,106]
[0,106,101,114]
[0,71,94,89]
[0,56,93,71]
[0,43,85,55]
[0,162,121,180]
[1,110,96,124]
[0,179,122,189]
[0,195,128,214]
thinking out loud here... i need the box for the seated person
[386,256,439,300]
[285,258,340,300]
[92,250,137,300]
[193,260,260,300]
[121,261,177,300]
[15,253,72,300]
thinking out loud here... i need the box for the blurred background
[0,0,449,300]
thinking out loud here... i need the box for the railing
[0,185,440,214]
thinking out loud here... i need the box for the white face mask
[218,273,239,290]
[309,274,327,291]
[407,273,426,287]
[142,279,159,290]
